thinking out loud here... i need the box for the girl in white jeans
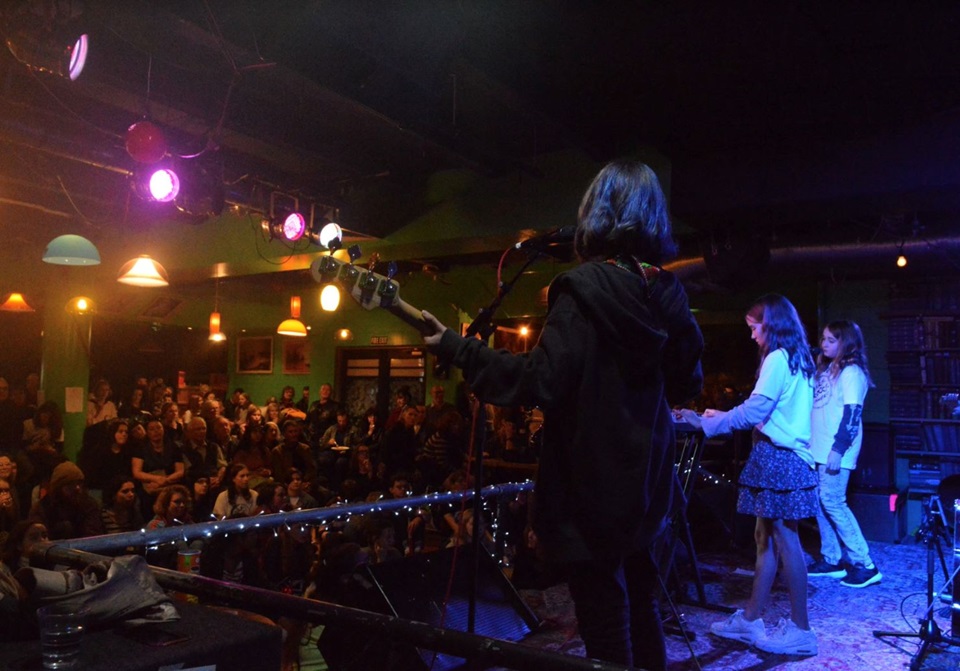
[808,320,881,588]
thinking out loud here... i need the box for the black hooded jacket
[436,261,703,562]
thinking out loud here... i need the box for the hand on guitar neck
[309,255,448,341]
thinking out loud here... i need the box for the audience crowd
[0,374,544,664]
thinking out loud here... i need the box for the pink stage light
[148,169,180,202]
[281,212,307,241]
[68,34,89,81]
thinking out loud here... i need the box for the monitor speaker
[318,547,538,671]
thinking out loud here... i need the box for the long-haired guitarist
[421,159,704,671]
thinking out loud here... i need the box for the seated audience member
[317,410,356,486]
[118,386,151,421]
[263,402,281,426]
[0,521,48,640]
[417,409,465,489]
[159,401,184,447]
[212,416,239,460]
[191,471,217,522]
[263,421,281,451]
[362,514,403,564]
[285,468,319,510]
[131,418,185,520]
[147,485,193,530]
[0,454,29,522]
[232,421,273,488]
[100,475,145,535]
[213,464,258,519]
[78,418,133,492]
[223,387,245,422]
[378,473,427,556]
[271,420,318,494]
[384,388,411,432]
[255,481,287,515]
[29,461,104,540]
[239,403,263,437]
[380,406,421,483]
[145,485,194,570]
[0,476,20,546]
[86,379,118,427]
[22,401,65,453]
[181,417,227,489]
[356,407,383,457]
[343,444,380,501]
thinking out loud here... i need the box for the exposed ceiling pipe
[666,236,960,281]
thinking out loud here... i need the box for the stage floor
[501,538,958,671]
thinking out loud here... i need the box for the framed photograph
[282,338,311,374]
[237,336,274,374]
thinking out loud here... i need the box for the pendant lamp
[42,234,101,265]
[0,293,35,312]
[277,295,307,337]
[117,255,169,287]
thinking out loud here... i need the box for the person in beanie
[28,461,104,540]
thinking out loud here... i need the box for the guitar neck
[386,297,431,336]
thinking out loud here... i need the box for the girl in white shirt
[808,320,880,588]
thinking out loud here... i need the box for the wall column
[40,282,91,461]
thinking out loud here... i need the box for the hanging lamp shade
[277,318,308,337]
[117,255,169,287]
[209,311,226,342]
[0,292,35,312]
[42,234,101,265]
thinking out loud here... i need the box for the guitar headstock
[309,255,403,312]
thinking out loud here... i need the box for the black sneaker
[807,559,846,578]
[840,564,882,588]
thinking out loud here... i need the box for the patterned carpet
[510,538,959,671]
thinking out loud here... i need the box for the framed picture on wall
[237,336,274,374]
[282,338,311,374]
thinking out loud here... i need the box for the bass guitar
[309,254,431,335]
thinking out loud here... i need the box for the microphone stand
[464,251,545,634]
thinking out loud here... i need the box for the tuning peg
[347,245,362,262]
[386,261,398,280]
[368,252,381,273]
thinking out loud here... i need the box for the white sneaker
[709,609,765,645]
[755,618,818,656]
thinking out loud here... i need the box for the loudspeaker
[848,488,907,543]
[319,547,538,671]
[851,423,895,489]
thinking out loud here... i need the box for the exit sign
[370,336,388,345]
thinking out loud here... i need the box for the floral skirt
[737,433,819,520]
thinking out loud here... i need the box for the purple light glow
[282,212,306,241]
[148,169,180,202]
[68,35,89,81]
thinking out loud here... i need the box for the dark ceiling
[4,1,960,281]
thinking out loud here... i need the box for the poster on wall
[282,338,311,374]
[237,336,274,374]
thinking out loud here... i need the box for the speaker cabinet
[851,423,895,490]
[319,547,538,671]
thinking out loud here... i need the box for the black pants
[565,546,664,671]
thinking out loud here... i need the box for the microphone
[514,226,576,258]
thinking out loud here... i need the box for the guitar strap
[605,255,660,297]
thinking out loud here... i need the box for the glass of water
[37,603,86,670]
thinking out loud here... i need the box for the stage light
[126,120,167,164]
[262,212,307,242]
[320,284,340,312]
[117,255,169,287]
[148,168,180,202]
[5,6,89,81]
[42,234,100,265]
[0,293,35,312]
[318,223,343,251]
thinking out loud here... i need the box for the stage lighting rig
[3,1,89,81]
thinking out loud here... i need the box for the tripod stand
[874,496,960,670]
